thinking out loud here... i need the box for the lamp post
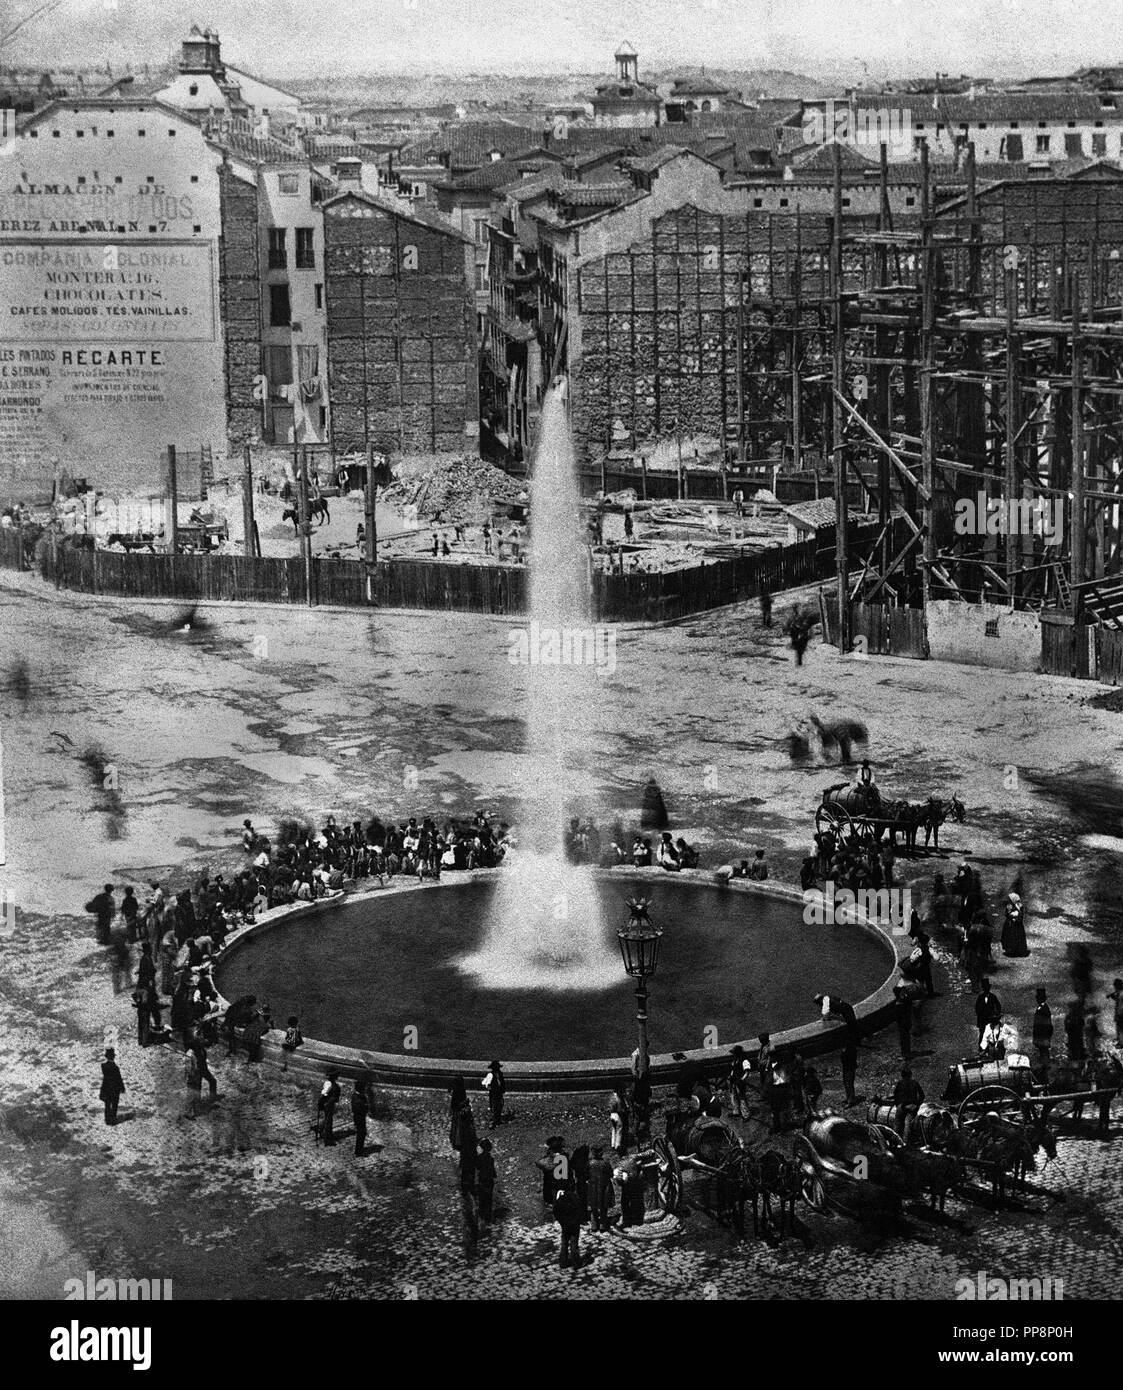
[617,896,663,1084]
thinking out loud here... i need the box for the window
[1093,132,1108,155]
[1065,132,1083,156]
[1036,134,1051,154]
[269,283,291,327]
[107,129,114,137]
[138,128,145,136]
[473,217,489,245]
[278,172,299,195]
[779,197,789,207]
[1037,121,1048,128]
[1005,133,1024,161]
[295,227,315,269]
[315,283,323,309]
[979,122,988,130]
[190,174,198,182]
[268,228,287,269]
[168,129,176,137]
[265,344,293,393]
[841,196,851,207]
[51,130,59,137]
[474,264,487,291]
[905,196,916,206]
[984,619,999,638]
[189,83,198,96]
[76,129,83,138]
[1009,121,1020,129]
[753,197,763,208]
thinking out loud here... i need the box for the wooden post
[920,141,936,612]
[242,444,257,558]
[1005,261,1019,603]
[677,431,684,500]
[791,218,802,472]
[831,141,850,653]
[1071,277,1085,621]
[166,444,178,558]
[736,270,746,466]
[640,453,648,501]
[295,440,313,607]
[364,444,378,605]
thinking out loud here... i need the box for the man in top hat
[99,1048,125,1125]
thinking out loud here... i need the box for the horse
[952,1111,1056,1205]
[1038,1054,1123,1137]
[282,497,330,529]
[810,714,869,764]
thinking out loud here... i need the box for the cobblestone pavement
[1,573,1121,1298]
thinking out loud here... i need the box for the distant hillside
[279,67,831,108]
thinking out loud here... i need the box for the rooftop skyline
[4,0,1123,81]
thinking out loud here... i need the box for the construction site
[567,144,1123,675]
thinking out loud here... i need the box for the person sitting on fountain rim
[747,849,768,881]
[656,832,681,871]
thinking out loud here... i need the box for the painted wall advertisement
[0,170,226,499]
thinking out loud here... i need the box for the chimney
[336,156,362,184]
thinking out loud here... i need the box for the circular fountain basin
[213,870,904,1089]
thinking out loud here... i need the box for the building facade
[0,98,229,500]
[322,190,478,457]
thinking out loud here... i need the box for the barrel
[866,1102,904,1132]
[952,1059,1031,1097]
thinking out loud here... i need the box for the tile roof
[205,128,308,164]
[937,91,1122,123]
[790,140,879,173]
[322,188,471,241]
[497,166,566,201]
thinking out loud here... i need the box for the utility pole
[242,444,257,559]
[294,439,313,607]
[1071,276,1085,624]
[364,444,378,605]
[920,140,936,611]
[831,140,850,654]
[736,270,746,467]
[166,444,178,558]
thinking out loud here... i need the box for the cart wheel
[957,1085,1026,1126]
[652,1135,682,1214]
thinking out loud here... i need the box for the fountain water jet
[456,381,621,991]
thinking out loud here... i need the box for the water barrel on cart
[866,1102,905,1134]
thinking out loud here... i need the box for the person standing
[85,884,115,946]
[482,1059,506,1129]
[120,886,139,942]
[476,1139,497,1224]
[318,1071,341,1146]
[726,1044,751,1121]
[448,1074,472,1152]
[909,923,936,998]
[609,1090,630,1155]
[1064,999,1087,1062]
[351,1076,370,1157]
[760,589,772,628]
[190,1032,218,1102]
[537,1137,569,1207]
[1001,892,1030,957]
[587,1145,614,1232]
[99,1048,125,1125]
[1032,987,1054,1063]
[974,978,1002,1047]
[553,1185,583,1270]
[1107,979,1123,1047]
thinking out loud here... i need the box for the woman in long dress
[1001,892,1030,957]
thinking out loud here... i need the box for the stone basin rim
[211,866,908,1090]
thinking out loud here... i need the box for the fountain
[456,380,622,990]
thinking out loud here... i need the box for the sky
[2,0,1122,80]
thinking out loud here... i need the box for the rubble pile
[378,454,527,524]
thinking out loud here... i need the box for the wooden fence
[25,520,890,624]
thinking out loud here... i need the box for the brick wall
[324,201,477,455]
[218,163,263,447]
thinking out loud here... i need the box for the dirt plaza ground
[1,568,1121,1299]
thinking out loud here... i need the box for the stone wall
[926,599,1042,672]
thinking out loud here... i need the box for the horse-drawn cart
[816,784,965,855]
